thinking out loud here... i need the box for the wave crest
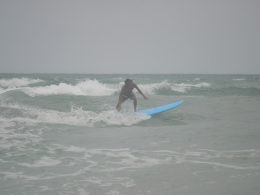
[171,82,211,93]
[0,78,43,88]
[23,79,118,97]
[1,78,212,97]
[139,81,171,94]
[140,81,211,94]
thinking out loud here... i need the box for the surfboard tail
[139,100,184,116]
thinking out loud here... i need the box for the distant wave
[2,78,259,97]
[0,78,43,88]
[1,79,212,97]
[22,79,118,97]
[140,81,211,94]
[210,86,260,96]
[170,82,211,93]
[139,81,171,94]
[232,78,246,81]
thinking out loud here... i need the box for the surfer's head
[124,79,133,85]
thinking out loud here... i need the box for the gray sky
[0,0,259,74]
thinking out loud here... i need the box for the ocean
[0,74,260,195]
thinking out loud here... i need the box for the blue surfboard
[139,100,184,116]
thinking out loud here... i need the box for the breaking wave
[22,79,118,97]
[0,104,150,127]
[139,81,171,94]
[0,79,211,97]
[140,81,211,94]
[170,82,211,93]
[1,77,258,97]
[0,78,43,88]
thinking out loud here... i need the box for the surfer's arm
[135,85,148,99]
[119,86,124,96]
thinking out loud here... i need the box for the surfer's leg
[116,96,127,111]
[130,95,137,112]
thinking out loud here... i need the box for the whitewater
[0,74,260,195]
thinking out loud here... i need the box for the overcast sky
[0,0,259,74]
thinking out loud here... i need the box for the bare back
[120,83,136,97]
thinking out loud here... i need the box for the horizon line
[0,72,260,75]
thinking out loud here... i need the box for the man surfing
[116,79,148,112]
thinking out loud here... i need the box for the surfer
[116,79,148,112]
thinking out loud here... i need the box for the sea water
[0,74,260,195]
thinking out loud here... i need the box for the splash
[36,107,149,127]
[0,104,150,127]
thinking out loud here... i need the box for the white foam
[0,87,24,95]
[37,107,149,127]
[1,171,27,179]
[139,80,171,94]
[1,79,212,96]
[63,147,170,172]
[22,79,118,97]
[187,160,260,170]
[0,119,43,151]
[64,145,88,153]
[19,156,61,167]
[0,104,150,127]
[138,81,211,94]
[0,78,43,88]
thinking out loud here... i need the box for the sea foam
[0,103,150,127]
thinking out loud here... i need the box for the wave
[0,104,150,127]
[209,86,260,96]
[0,78,43,88]
[0,79,212,97]
[2,78,258,97]
[140,81,211,94]
[139,80,171,94]
[22,79,118,97]
[170,82,211,93]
